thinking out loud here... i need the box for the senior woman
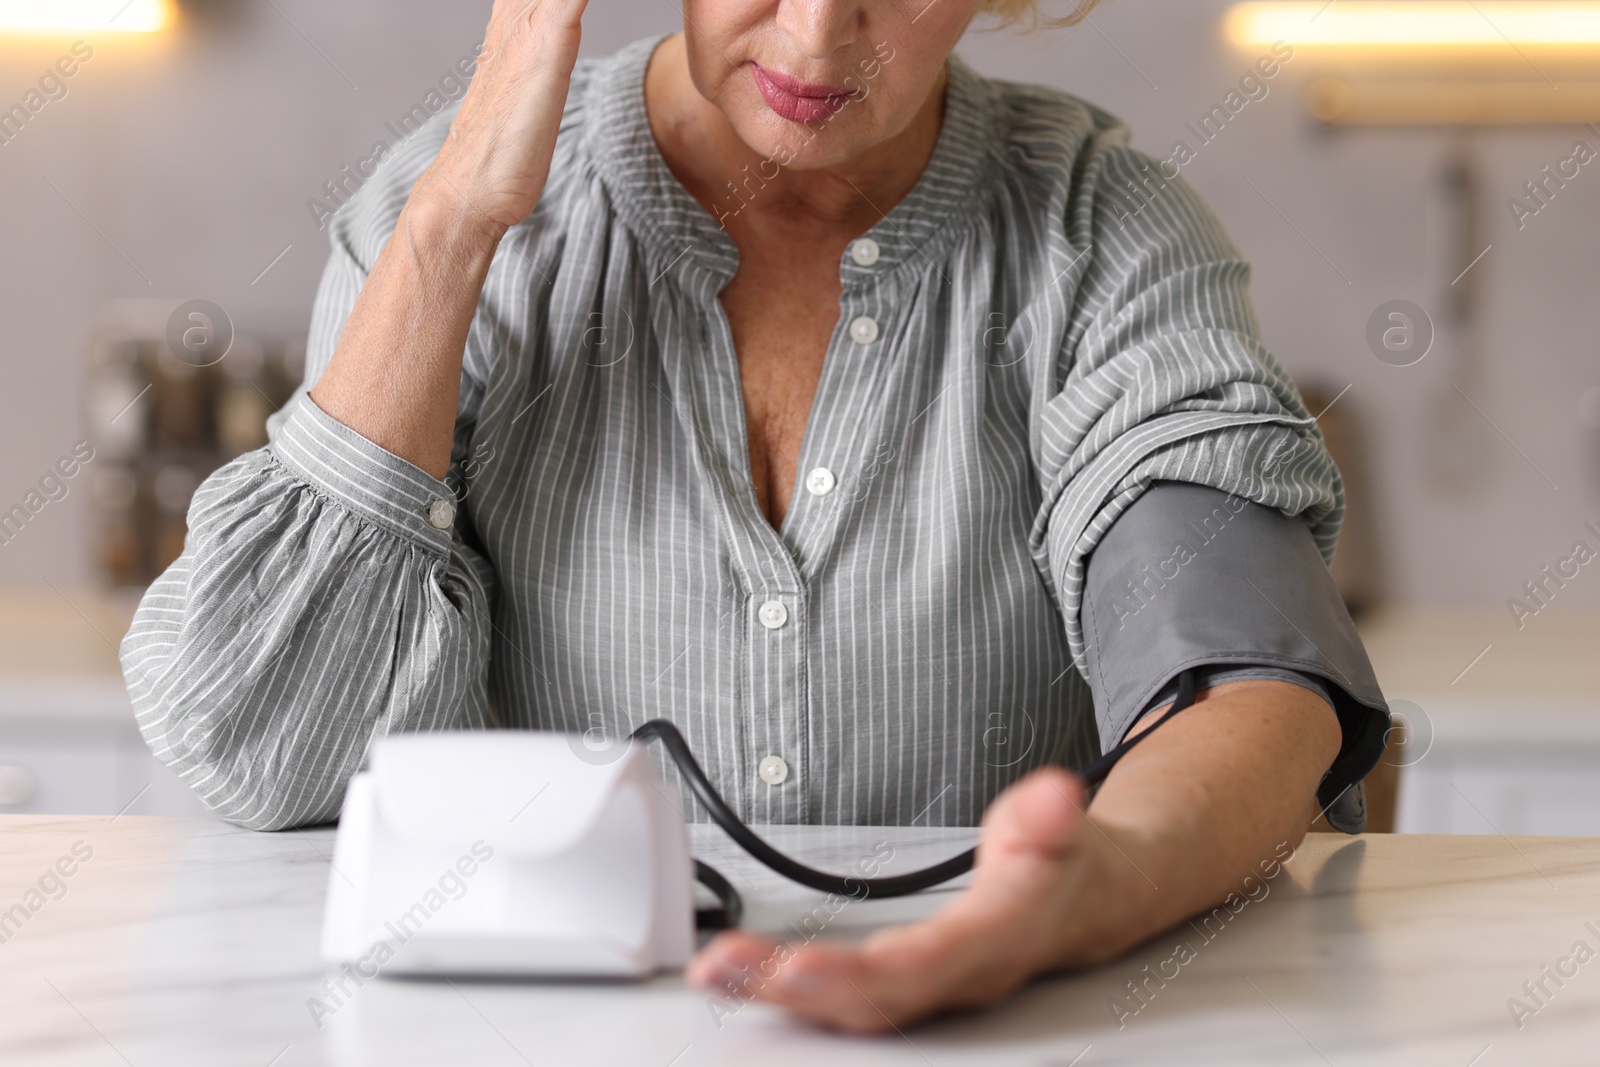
[123,0,1388,1033]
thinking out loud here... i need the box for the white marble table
[2,816,1598,1066]
[0,589,208,818]
[1358,606,1600,834]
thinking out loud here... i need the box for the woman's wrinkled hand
[686,767,1128,1033]
[420,0,591,236]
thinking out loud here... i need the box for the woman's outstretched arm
[685,677,1339,1032]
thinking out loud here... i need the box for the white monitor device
[321,731,694,979]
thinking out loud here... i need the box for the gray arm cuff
[1081,481,1390,810]
[1141,664,1336,719]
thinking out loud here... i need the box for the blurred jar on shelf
[89,466,141,587]
[84,299,305,588]
[151,463,200,576]
[150,342,217,452]
[85,339,148,461]
[216,338,271,454]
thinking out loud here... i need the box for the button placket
[748,591,805,818]
[689,287,811,823]
[785,275,902,544]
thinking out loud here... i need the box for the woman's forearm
[307,0,589,479]
[308,183,505,479]
[1062,679,1342,966]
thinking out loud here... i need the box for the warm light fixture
[1228,2,1600,123]
[1226,2,1600,51]
[0,0,172,33]
[1308,78,1600,124]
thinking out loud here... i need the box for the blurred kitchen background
[0,0,1596,830]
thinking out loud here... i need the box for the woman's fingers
[691,931,915,1032]
[692,900,1036,1032]
[687,767,1095,1032]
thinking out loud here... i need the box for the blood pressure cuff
[1081,480,1390,822]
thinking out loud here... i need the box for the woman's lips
[749,62,858,124]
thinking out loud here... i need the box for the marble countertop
[0,589,137,679]
[1,816,1598,1065]
[0,589,138,731]
[1358,605,1600,701]
[1357,605,1600,748]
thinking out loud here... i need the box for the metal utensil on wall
[1422,143,1495,495]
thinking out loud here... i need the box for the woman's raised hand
[310,0,592,478]
[422,0,592,236]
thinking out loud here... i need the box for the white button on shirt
[849,238,881,266]
[849,315,880,345]
[758,755,789,785]
[757,601,788,630]
[805,467,836,496]
[426,498,455,530]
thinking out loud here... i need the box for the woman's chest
[463,254,1083,821]
[717,249,844,530]
[467,231,1057,575]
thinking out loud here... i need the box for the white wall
[0,0,1596,609]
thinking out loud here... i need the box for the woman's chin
[726,111,878,172]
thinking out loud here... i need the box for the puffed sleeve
[1031,130,1380,755]
[121,211,496,831]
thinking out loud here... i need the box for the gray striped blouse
[122,34,1346,832]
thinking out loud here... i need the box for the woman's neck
[643,32,946,238]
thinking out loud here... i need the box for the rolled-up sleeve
[1031,132,1345,685]
[1027,133,1393,804]
[121,213,495,831]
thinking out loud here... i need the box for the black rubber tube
[635,668,1198,902]
[693,859,742,930]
